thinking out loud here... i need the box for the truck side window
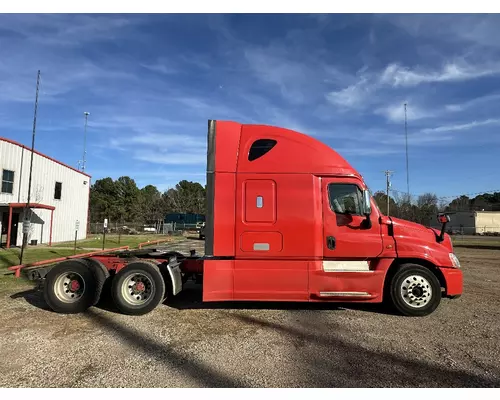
[328,184,363,215]
[248,139,277,161]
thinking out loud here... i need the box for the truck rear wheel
[80,258,110,306]
[389,264,442,317]
[111,261,165,316]
[43,260,97,314]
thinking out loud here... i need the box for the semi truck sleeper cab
[40,119,463,317]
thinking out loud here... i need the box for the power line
[383,170,394,216]
[20,69,41,265]
[390,188,500,201]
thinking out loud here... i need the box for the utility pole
[20,70,41,265]
[384,170,394,216]
[82,111,90,172]
[404,103,409,197]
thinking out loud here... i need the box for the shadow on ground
[12,280,398,316]
[83,308,244,387]
[232,312,500,387]
[8,285,500,387]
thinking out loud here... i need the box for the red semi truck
[40,119,463,317]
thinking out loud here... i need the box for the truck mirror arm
[361,213,372,229]
[435,213,451,243]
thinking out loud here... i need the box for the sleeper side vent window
[248,139,277,161]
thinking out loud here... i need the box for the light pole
[404,103,409,197]
[82,111,90,172]
[20,70,41,265]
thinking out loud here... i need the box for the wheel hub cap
[69,280,80,292]
[400,274,433,309]
[135,282,145,292]
[53,272,85,303]
[121,273,153,305]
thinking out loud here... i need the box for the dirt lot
[0,239,499,388]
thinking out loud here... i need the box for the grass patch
[54,234,177,250]
[451,236,500,249]
[0,273,33,291]
[0,248,90,271]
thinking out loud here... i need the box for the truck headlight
[449,253,461,268]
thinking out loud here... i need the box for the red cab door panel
[309,177,384,299]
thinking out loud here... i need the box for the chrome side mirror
[362,190,372,216]
[360,189,372,229]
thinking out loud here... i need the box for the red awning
[8,202,56,211]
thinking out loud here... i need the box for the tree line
[89,177,206,224]
[89,176,500,227]
[372,190,500,225]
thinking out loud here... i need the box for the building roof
[0,137,91,178]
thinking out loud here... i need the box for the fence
[441,227,500,236]
[87,222,202,235]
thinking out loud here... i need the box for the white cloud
[0,14,141,47]
[420,119,500,134]
[326,58,500,117]
[335,146,402,157]
[140,62,178,75]
[326,77,372,108]
[380,14,500,49]
[380,61,500,87]
[133,150,206,166]
[444,93,500,112]
[375,102,434,123]
[105,132,207,167]
[244,46,311,104]
[140,54,212,76]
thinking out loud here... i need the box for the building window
[1,169,14,194]
[54,182,62,200]
[328,183,363,216]
[248,139,277,161]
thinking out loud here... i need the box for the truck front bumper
[439,267,463,298]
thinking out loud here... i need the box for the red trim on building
[6,203,56,248]
[7,206,13,249]
[8,202,56,210]
[49,209,54,246]
[86,178,91,239]
[0,137,91,178]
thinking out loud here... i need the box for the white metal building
[432,210,500,235]
[0,137,90,248]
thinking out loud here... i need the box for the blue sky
[1,13,500,200]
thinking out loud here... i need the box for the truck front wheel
[111,261,165,316]
[389,264,442,317]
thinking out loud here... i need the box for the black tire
[111,261,165,316]
[80,258,110,306]
[43,259,97,314]
[389,263,442,317]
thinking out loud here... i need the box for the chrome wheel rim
[120,273,153,306]
[54,272,85,303]
[400,275,433,308]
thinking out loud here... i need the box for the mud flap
[166,261,183,296]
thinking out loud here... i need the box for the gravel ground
[0,240,499,388]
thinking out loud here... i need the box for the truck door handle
[327,236,336,250]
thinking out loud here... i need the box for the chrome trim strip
[319,291,371,297]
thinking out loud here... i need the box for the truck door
[309,176,384,298]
